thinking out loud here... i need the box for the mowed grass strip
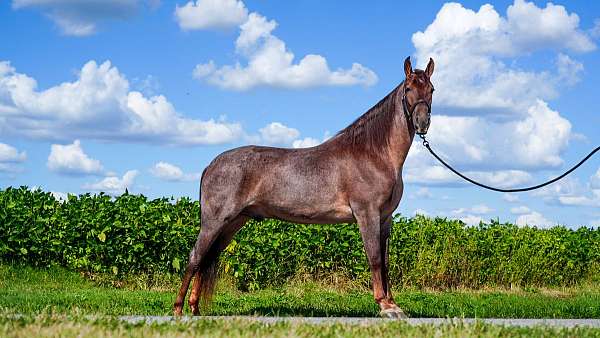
[2,265,600,318]
[2,316,600,338]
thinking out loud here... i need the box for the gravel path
[118,316,600,328]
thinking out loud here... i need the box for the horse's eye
[405,87,411,92]
[431,87,435,93]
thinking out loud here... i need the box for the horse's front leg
[379,215,407,318]
[355,208,407,319]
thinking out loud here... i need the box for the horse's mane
[333,83,403,151]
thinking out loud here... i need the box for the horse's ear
[425,57,435,78]
[404,56,412,78]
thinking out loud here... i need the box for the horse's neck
[385,107,415,175]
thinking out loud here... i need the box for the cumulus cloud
[503,193,519,202]
[0,60,243,145]
[452,204,494,216]
[175,0,248,30]
[149,161,201,182]
[459,214,484,226]
[0,142,27,174]
[404,1,595,186]
[592,19,600,38]
[193,10,377,90]
[47,140,103,176]
[412,187,433,199]
[413,208,429,216]
[404,164,532,188]
[83,170,138,195]
[292,137,321,149]
[516,210,555,228]
[12,0,143,36]
[292,132,331,148]
[510,205,531,214]
[591,168,600,190]
[50,191,70,202]
[532,171,600,207]
[556,53,584,86]
[412,1,594,113]
[259,122,300,145]
[0,143,26,163]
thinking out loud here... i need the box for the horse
[173,56,435,319]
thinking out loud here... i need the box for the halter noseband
[401,81,431,135]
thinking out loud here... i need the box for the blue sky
[1,0,599,228]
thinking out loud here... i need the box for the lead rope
[418,134,600,193]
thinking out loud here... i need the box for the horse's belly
[247,199,354,224]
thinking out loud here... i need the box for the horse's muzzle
[412,105,431,135]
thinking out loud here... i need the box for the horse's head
[402,56,434,135]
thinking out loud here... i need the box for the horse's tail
[197,166,220,308]
[198,167,207,204]
[197,236,222,308]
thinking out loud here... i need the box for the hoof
[379,307,408,319]
[173,305,184,316]
[190,305,200,316]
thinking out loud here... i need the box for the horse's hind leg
[188,271,201,314]
[173,219,221,316]
[188,215,248,315]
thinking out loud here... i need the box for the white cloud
[83,170,138,195]
[0,143,26,163]
[150,161,201,182]
[460,214,484,226]
[404,1,594,186]
[292,132,331,148]
[0,60,243,145]
[175,0,248,30]
[412,1,594,113]
[406,101,571,179]
[516,210,555,228]
[591,168,600,190]
[292,137,321,149]
[47,140,103,176]
[12,0,142,36]
[503,193,519,202]
[510,205,530,214]
[413,208,429,216]
[50,191,70,202]
[404,164,531,188]
[193,11,377,90]
[259,122,300,145]
[532,172,600,207]
[472,204,494,214]
[452,204,493,215]
[413,187,433,199]
[591,19,600,38]
[556,53,584,86]
[125,91,242,145]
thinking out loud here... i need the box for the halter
[401,80,431,135]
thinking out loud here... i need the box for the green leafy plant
[1,187,598,290]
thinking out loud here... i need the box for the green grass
[2,315,600,338]
[2,265,600,319]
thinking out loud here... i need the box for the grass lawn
[3,265,600,337]
[3,315,600,338]
[2,265,600,319]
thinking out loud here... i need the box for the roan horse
[174,56,435,318]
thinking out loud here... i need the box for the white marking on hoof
[379,307,408,319]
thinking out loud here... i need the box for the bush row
[1,187,599,289]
